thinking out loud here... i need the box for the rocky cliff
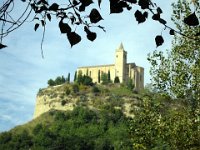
[34,83,141,118]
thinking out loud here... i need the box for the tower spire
[119,42,124,50]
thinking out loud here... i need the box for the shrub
[92,86,100,93]
[72,84,79,93]
[114,76,120,83]
[65,87,71,95]
[61,100,67,106]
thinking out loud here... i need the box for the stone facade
[77,43,144,91]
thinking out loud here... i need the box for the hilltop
[1,82,199,149]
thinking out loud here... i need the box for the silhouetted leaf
[184,12,199,26]
[34,23,39,31]
[89,9,103,23]
[41,20,45,26]
[98,25,106,32]
[98,0,102,8]
[21,0,26,2]
[67,32,81,47]
[0,43,7,49]
[49,3,59,11]
[126,0,137,4]
[73,0,79,5]
[157,7,162,14]
[138,0,149,9]
[110,0,123,14]
[143,11,148,18]
[84,26,97,41]
[159,18,167,25]
[155,35,164,47]
[59,20,71,34]
[169,29,175,35]
[134,10,146,23]
[80,0,93,7]
[152,13,160,21]
[47,13,51,21]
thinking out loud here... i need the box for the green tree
[126,78,134,90]
[47,79,55,86]
[98,70,101,83]
[74,71,77,82]
[61,75,66,83]
[67,73,70,83]
[114,76,120,83]
[108,70,111,82]
[101,72,110,85]
[148,0,200,110]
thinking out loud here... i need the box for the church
[77,43,144,91]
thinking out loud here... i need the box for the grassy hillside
[1,83,200,149]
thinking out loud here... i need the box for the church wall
[78,65,115,83]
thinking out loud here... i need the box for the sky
[0,0,174,132]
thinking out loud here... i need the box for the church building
[77,43,144,91]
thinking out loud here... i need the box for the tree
[61,75,66,83]
[148,0,200,114]
[108,70,111,82]
[114,76,120,83]
[98,70,101,83]
[101,72,110,85]
[67,73,70,83]
[1,0,199,51]
[74,71,77,82]
[126,78,134,90]
[47,79,55,86]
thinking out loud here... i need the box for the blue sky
[0,0,174,132]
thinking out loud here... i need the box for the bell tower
[115,43,127,83]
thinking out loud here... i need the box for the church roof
[119,42,124,50]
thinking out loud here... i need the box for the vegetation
[101,72,112,85]
[114,76,120,83]
[0,107,132,150]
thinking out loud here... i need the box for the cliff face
[34,83,140,119]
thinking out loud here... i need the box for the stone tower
[115,43,127,83]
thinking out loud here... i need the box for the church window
[116,55,118,58]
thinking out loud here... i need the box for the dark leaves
[67,32,81,47]
[159,18,167,25]
[59,20,71,34]
[155,35,164,47]
[34,23,39,31]
[169,29,175,35]
[98,0,102,8]
[152,13,160,21]
[134,10,148,23]
[84,26,97,41]
[0,43,7,49]
[79,0,93,11]
[47,14,51,21]
[184,12,199,26]
[89,9,103,23]
[138,0,150,9]
[126,0,137,4]
[109,0,123,14]
[49,3,59,12]
[157,7,162,14]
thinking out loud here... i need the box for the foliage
[114,76,120,83]
[72,83,79,93]
[92,86,100,93]
[126,78,134,90]
[101,72,111,84]
[129,91,200,149]
[0,107,132,149]
[47,79,55,86]
[148,0,200,111]
[76,71,93,86]
[1,0,199,50]
[74,71,77,82]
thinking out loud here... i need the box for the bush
[65,87,71,95]
[92,86,100,93]
[114,76,120,83]
[72,84,79,93]
[61,100,67,106]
